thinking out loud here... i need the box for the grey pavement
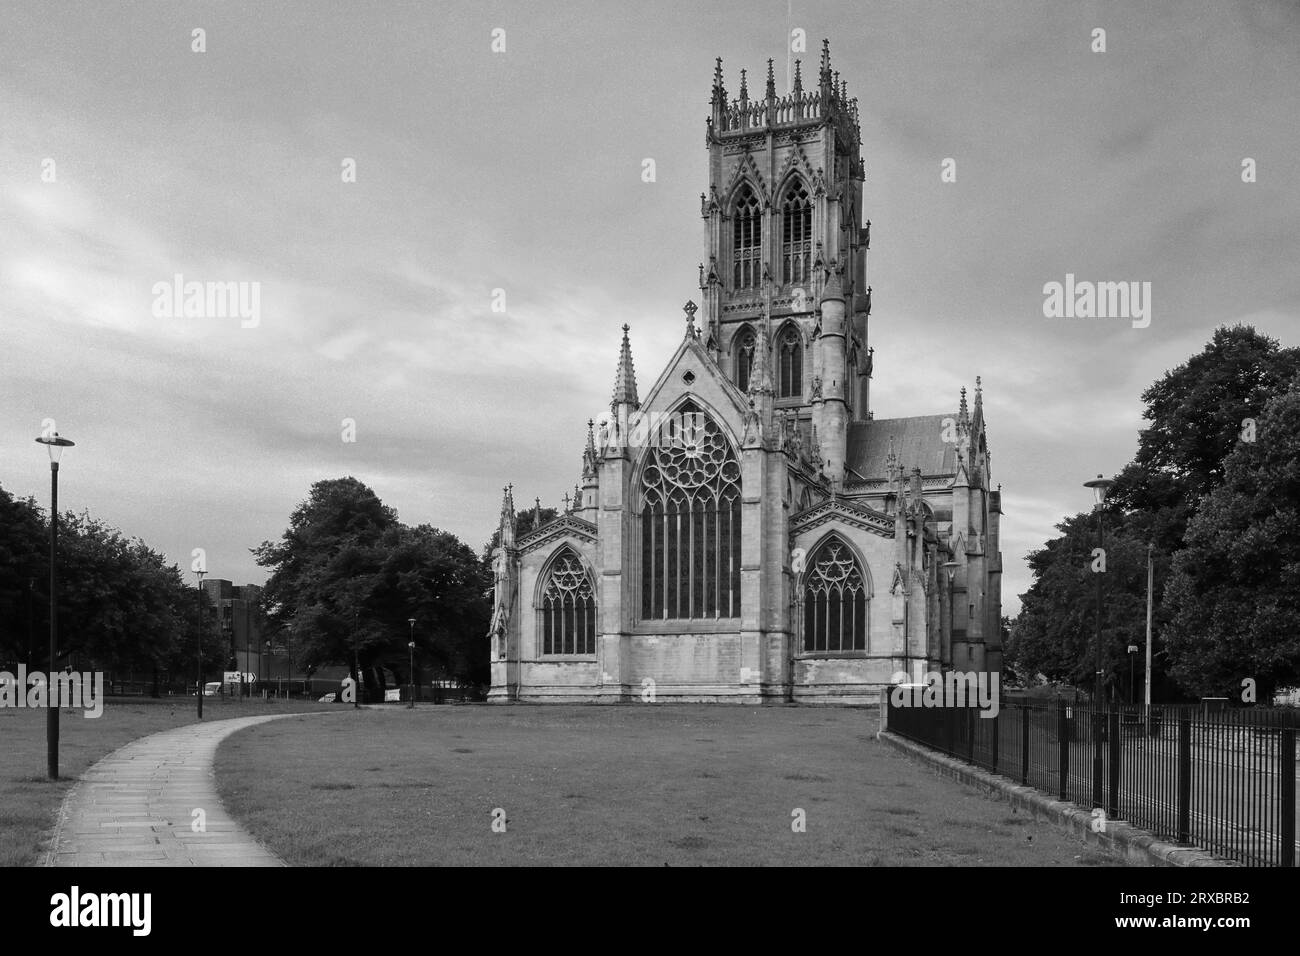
[44,714,300,867]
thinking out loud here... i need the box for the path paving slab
[45,715,298,867]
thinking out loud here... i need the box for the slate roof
[846,414,958,480]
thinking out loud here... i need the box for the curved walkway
[44,714,298,867]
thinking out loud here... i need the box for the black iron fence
[886,695,1298,867]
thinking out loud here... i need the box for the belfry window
[803,537,868,652]
[734,326,756,392]
[777,325,802,399]
[732,185,762,290]
[539,547,596,655]
[781,181,811,285]
[640,402,742,620]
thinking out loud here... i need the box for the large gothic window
[781,181,811,285]
[734,326,756,392]
[539,548,596,655]
[640,403,742,620]
[803,537,868,652]
[777,325,802,399]
[732,185,762,290]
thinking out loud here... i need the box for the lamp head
[1083,474,1114,507]
[408,640,415,650]
[35,432,75,464]
[941,560,960,582]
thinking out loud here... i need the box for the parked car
[203,682,221,696]
[318,693,336,703]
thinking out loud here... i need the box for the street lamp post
[407,618,416,709]
[1127,644,1139,705]
[195,569,206,718]
[1144,542,1154,732]
[265,640,272,697]
[352,610,360,709]
[1083,473,1113,811]
[35,431,74,779]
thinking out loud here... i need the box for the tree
[1161,383,1300,700]
[254,477,489,698]
[1007,511,1172,698]
[0,485,46,664]
[1107,325,1300,553]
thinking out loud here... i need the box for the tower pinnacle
[611,324,639,410]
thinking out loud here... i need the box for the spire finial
[819,39,831,87]
[959,386,969,424]
[793,59,803,95]
[711,56,726,107]
[739,68,748,101]
[684,300,698,338]
[611,324,639,409]
[765,58,776,100]
[533,496,542,526]
[582,418,599,478]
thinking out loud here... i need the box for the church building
[488,43,1002,703]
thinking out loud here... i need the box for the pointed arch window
[734,326,756,392]
[640,402,742,620]
[732,185,762,290]
[803,537,868,652]
[782,181,812,285]
[539,547,596,655]
[777,325,802,399]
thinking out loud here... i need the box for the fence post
[1021,704,1030,786]
[1092,707,1104,810]
[966,706,975,764]
[1177,711,1191,844]
[1108,709,1121,819]
[990,708,1000,775]
[1057,700,1069,801]
[1281,712,1296,867]
[945,703,955,757]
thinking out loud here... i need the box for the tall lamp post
[1144,542,1154,730]
[1083,473,1113,810]
[1083,475,1114,704]
[195,569,206,718]
[35,431,74,779]
[407,617,416,709]
[1127,644,1139,705]
[352,609,360,709]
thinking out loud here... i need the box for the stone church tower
[488,43,1002,703]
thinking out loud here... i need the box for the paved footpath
[45,714,302,867]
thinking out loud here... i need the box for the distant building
[200,580,269,682]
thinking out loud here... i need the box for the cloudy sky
[2,0,1297,614]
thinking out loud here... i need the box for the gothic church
[488,43,1002,703]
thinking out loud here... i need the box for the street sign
[223,671,257,683]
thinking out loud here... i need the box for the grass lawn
[215,704,1129,866]
[0,695,336,866]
